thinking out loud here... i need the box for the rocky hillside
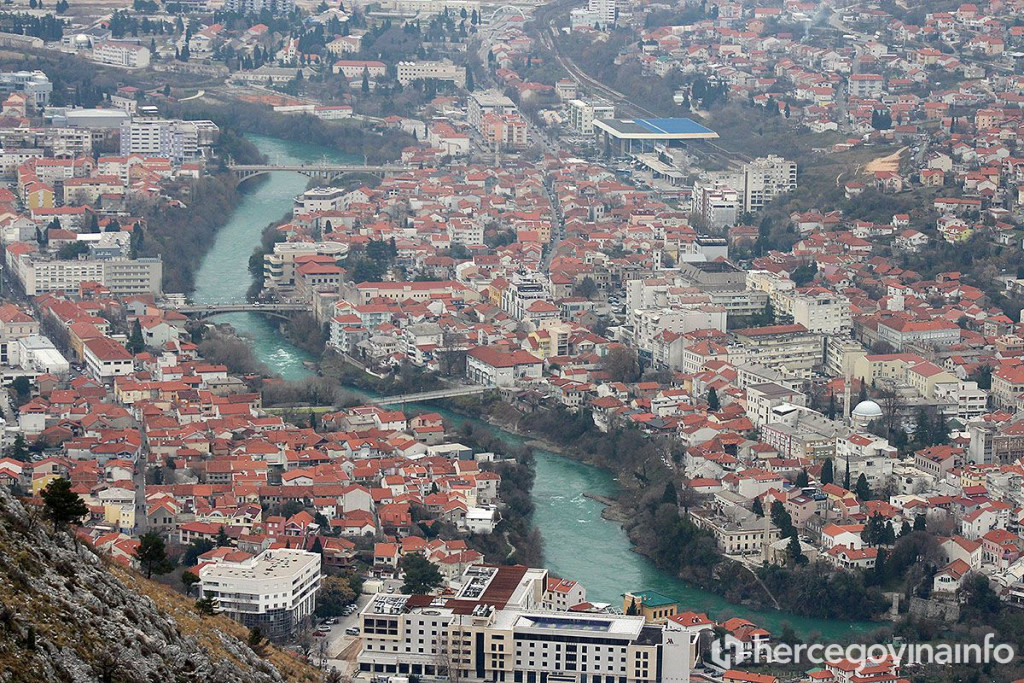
[0,487,322,683]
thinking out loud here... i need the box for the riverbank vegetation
[450,421,543,568]
[129,131,263,293]
[196,327,268,380]
[131,173,241,293]
[168,99,416,163]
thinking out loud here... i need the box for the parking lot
[310,592,373,676]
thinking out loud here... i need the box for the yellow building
[623,590,678,624]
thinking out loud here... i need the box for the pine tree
[626,597,638,615]
[827,392,836,420]
[856,473,871,501]
[913,514,926,531]
[787,533,805,565]
[707,386,720,412]
[820,458,834,485]
[858,380,868,404]
[752,496,763,517]
[135,532,173,579]
[248,627,268,657]
[843,461,851,490]
[42,478,89,533]
[127,319,144,354]
[465,67,474,92]
[795,469,809,488]
[195,597,217,616]
[216,525,231,547]
[361,68,370,94]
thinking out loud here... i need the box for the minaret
[843,370,852,425]
[761,510,771,563]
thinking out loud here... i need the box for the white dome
[852,400,883,419]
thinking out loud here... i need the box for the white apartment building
[119,118,218,163]
[447,217,484,246]
[739,155,797,212]
[92,41,151,69]
[396,60,466,87]
[630,306,727,354]
[199,549,321,639]
[382,0,478,15]
[295,186,347,214]
[501,272,550,320]
[566,99,615,135]
[263,241,349,290]
[223,0,295,15]
[467,91,516,130]
[83,337,134,381]
[589,0,616,24]
[835,432,897,491]
[690,182,738,229]
[357,564,690,683]
[10,254,162,296]
[848,73,884,98]
[705,155,797,214]
[787,289,851,334]
[570,0,616,28]
[733,324,823,378]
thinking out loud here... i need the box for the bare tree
[876,385,906,435]
[436,330,467,377]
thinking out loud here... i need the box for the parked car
[345,627,360,636]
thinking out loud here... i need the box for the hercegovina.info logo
[708,632,1016,671]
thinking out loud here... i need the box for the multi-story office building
[356,564,692,682]
[199,549,321,639]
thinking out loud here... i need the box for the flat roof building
[199,548,321,639]
[595,117,718,154]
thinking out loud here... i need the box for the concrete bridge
[369,385,493,406]
[177,302,309,320]
[228,163,410,183]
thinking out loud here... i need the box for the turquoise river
[191,134,877,640]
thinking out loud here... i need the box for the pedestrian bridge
[177,302,309,320]
[369,386,493,406]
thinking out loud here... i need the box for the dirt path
[863,147,907,173]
